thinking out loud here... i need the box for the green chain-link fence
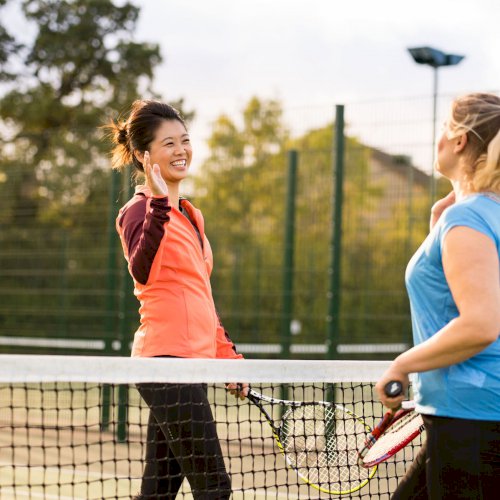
[0,94,480,359]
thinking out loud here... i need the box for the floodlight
[407,46,465,201]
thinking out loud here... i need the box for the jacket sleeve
[215,312,243,359]
[117,195,171,285]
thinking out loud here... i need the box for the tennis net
[0,355,421,499]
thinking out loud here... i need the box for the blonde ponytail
[470,129,500,192]
[448,93,500,193]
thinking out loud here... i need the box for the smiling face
[147,119,192,184]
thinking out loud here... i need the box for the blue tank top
[405,193,500,420]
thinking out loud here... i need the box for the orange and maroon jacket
[116,185,242,359]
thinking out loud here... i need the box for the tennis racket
[244,386,378,495]
[358,381,425,468]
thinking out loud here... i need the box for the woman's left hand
[144,151,168,197]
[375,362,410,411]
[430,191,455,230]
[226,383,249,400]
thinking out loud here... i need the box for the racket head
[357,408,400,461]
[277,401,377,495]
[360,410,424,468]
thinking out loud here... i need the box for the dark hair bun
[118,127,128,145]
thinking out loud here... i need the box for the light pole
[407,46,465,202]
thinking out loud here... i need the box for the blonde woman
[376,93,500,499]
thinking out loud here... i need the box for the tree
[0,0,189,350]
[192,97,289,341]
[194,96,432,355]
[0,0,162,224]
[0,0,22,81]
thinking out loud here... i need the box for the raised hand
[144,151,168,197]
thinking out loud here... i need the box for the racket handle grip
[384,380,403,397]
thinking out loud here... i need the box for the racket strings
[362,411,424,464]
[280,403,373,490]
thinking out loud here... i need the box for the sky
[135,0,500,107]
[133,0,500,172]
[3,0,500,172]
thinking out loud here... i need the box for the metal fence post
[116,168,134,443]
[100,169,120,431]
[281,150,298,359]
[327,105,345,359]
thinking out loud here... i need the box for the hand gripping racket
[358,381,425,468]
[244,387,378,495]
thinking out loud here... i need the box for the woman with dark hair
[376,93,500,499]
[107,100,247,499]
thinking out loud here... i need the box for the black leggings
[135,383,231,500]
[392,414,500,500]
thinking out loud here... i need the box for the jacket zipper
[176,205,218,341]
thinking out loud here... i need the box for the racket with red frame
[358,381,425,468]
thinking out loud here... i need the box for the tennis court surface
[0,356,422,499]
